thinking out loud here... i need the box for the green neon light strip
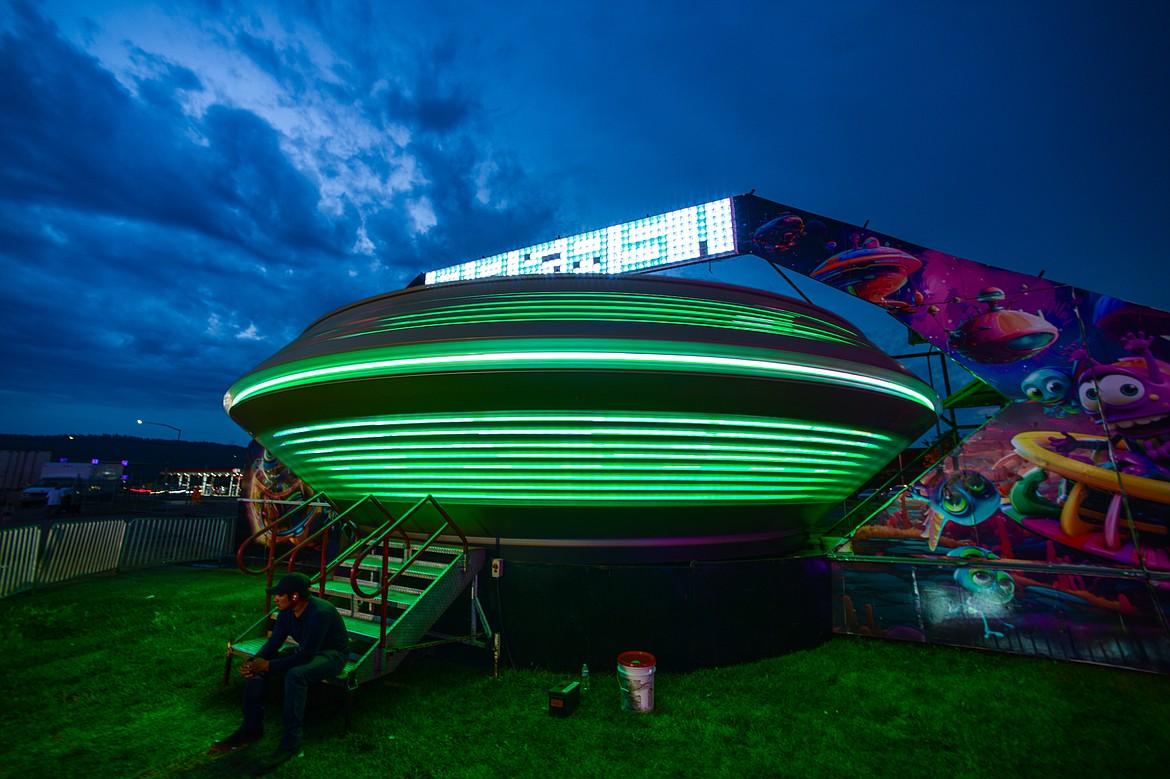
[282,428,885,450]
[301,451,863,466]
[274,412,891,440]
[317,464,852,477]
[327,491,837,503]
[274,414,891,455]
[227,341,938,412]
[341,479,851,491]
[295,441,875,457]
[262,482,852,503]
[251,411,907,504]
[333,474,847,486]
[311,292,867,349]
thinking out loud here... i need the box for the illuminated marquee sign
[423,198,737,285]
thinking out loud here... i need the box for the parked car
[20,478,79,508]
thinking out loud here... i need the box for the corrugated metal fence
[121,517,234,569]
[0,524,41,598]
[0,516,234,598]
[39,520,127,585]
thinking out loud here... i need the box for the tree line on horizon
[0,433,250,473]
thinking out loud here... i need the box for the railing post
[265,519,278,611]
[470,575,479,637]
[377,535,390,674]
[318,525,330,596]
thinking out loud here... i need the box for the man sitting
[211,572,349,775]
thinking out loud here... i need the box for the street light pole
[137,419,182,440]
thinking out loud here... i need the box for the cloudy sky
[2,0,1168,445]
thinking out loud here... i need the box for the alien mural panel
[235,440,329,556]
[832,404,1170,673]
[735,195,1170,672]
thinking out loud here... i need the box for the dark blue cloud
[381,39,476,136]
[2,0,1166,446]
[0,5,339,261]
[0,0,562,442]
[408,138,561,266]
[201,105,338,254]
[0,10,320,438]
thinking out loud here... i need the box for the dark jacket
[256,595,348,673]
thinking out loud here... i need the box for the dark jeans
[241,649,346,750]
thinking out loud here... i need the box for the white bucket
[617,651,656,713]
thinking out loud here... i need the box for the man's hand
[240,657,269,678]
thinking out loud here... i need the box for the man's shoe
[209,728,261,754]
[251,745,301,776]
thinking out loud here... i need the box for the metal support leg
[493,632,501,679]
[470,574,479,636]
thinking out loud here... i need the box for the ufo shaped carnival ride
[226,193,1170,672]
[226,274,939,562]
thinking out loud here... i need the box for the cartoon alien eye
[941,489,969,514]
[1096,374,1145,407]
[971,570,993,586]
[1025,387,1043,400]
[964,472,993,497]
[1079,382,1100,412]
[1046,379,1067,395]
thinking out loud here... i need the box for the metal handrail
[229,492,470,676]
[235,491,332,575]
[312,495,400,594]
[226,494,400,662]
[345,494,469,671]
[236,492,367,612]
[349,494,469,597]
[284,501,369,597]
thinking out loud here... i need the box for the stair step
[365,540,467,556]
[341,614,386,640]
[228,615,383,646]
[322,579,423,607]
[229,611,398,647]
[336,556,452,578]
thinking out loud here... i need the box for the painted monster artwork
[236,440,328,552]
[736,195,1170,673]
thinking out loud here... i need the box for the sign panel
[423,198,737,284]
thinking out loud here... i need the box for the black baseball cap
[266,572,311,597]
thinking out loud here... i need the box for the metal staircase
[223,494,493,718]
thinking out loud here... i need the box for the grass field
[1,565,1168,778]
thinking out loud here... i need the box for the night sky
[3,0,1168,445]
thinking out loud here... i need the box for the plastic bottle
[581,663,590,692]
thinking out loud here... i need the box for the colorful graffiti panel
[833,559,1170,673]
[236,440,329,550]
[846,404,1170,571]
[735,195,1170,419]
[734,195,1170,671]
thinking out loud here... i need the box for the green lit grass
[1,566,1168,778]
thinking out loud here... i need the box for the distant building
[159,468,243,497]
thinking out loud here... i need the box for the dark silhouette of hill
[0,433,248,480]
